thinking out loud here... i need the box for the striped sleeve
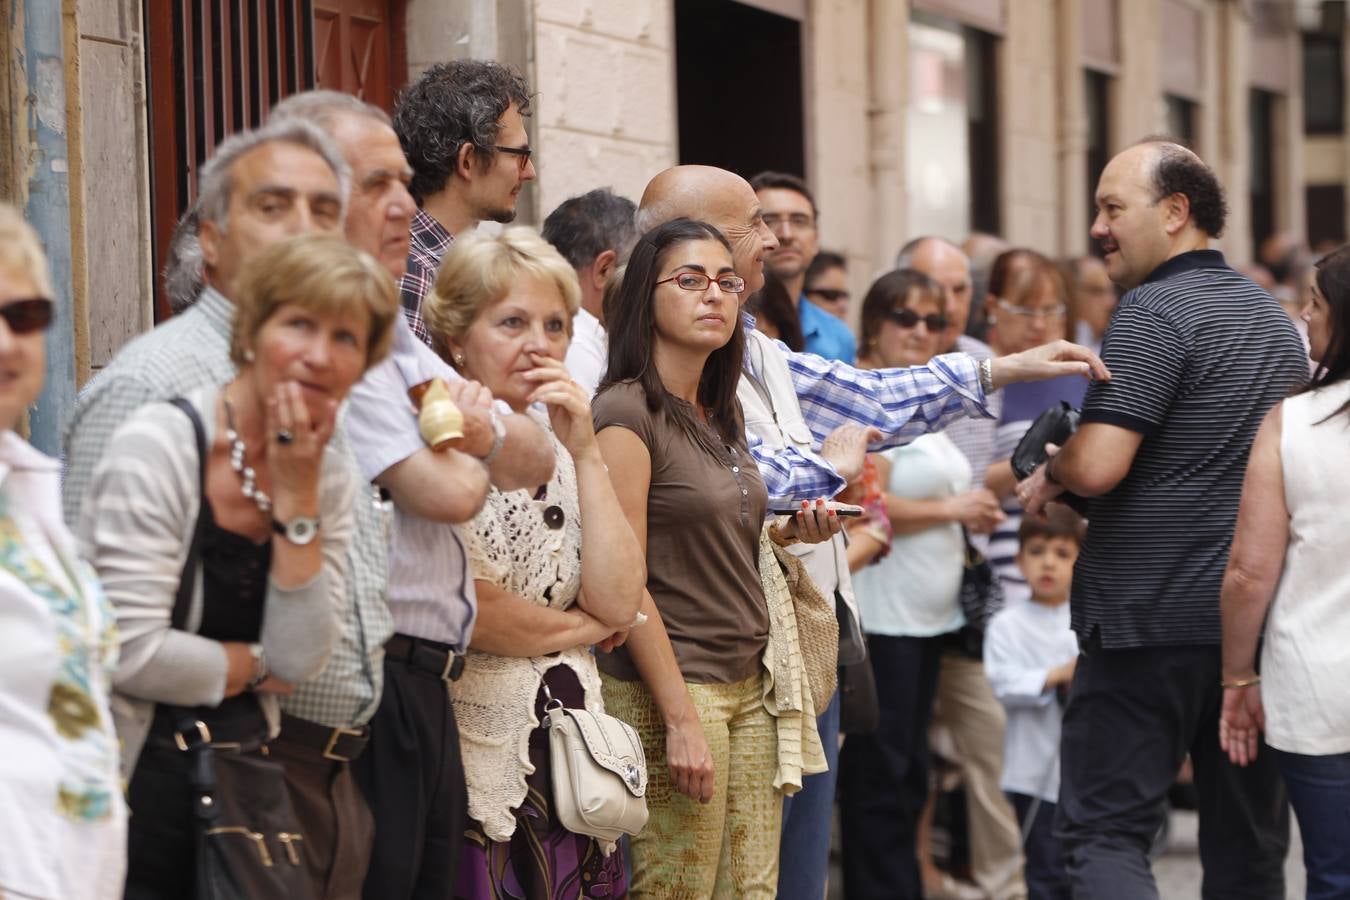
[1081,305,1187,436]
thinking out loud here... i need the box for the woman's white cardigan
[77,385,354,774]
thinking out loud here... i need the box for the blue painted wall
[16,0,76,457]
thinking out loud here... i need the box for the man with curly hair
[1018,139,1303,899]
[393,59,535,344]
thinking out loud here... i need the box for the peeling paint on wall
[35,55,65,136]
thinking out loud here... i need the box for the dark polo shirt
[1071,249,1306,648]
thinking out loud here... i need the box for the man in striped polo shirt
[1020,139,1305,899]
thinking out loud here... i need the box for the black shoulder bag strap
[168,396,209,631]
[165,397,220,827]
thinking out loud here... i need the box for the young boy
[983,508,1083,900]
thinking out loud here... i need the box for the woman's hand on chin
[524,353,598,460]
[265,380,328,516]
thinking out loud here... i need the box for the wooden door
[313,0,406,113]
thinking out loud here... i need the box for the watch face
[283,517,320,545]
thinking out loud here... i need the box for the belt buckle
[322,726,364,762]
[440,649,458,681]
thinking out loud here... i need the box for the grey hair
[270,88,391,131]
[393,59,532,203]
[541,188,638,269]
[894,235,963,269]
[633,198,676,238]
[195,118,351,232]
[164,202,204,312]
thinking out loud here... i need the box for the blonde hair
[0,203,54,298]
[424,226,581,365]
[230,234,398,370]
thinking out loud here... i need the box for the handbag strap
[167,397,210,631]
[163,398,223,824]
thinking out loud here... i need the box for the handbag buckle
[541,681,564,713]
[174,719,213,752]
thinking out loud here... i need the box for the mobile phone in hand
[769,502,865,518]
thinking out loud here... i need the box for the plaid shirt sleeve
[781,345,992,450]
[747,429,848,504]
[62,373,161,527]
[399,257,434,346]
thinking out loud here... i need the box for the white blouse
[1262,381,1350,755]
[0,431,125,900]
[852,434,970,638]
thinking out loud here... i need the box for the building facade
[3,0,1345,453]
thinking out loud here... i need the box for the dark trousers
[1055,638,1290,900]
[778,689,841,900]
[351,655,467,900]
[838,634,944,900]
[270,730,375,900]
[1009,792,1070,900]
[1273,748,1350,900]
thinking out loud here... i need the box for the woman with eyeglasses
[838,268,1002,900]
[594,217,840,897]
[981,249,1089,608]
[420,227,644,898]
[0,203,126,900]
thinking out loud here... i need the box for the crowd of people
[2,55,1347,900]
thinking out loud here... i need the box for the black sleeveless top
[151,497,273,732]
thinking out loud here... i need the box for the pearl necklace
[222,393,272,514]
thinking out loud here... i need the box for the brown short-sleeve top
[592,380,769,684]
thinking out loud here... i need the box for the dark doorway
[674,0,805,179]
[966,27,999,236]
[1306,184,1346,251]
[1085,70,1112,256]
[1249,88,1277,257]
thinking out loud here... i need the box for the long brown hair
[598,218,746,453]
[1306,243,1350,421]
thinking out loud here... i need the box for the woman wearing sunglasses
[840,268,1004,900]
[420,227,645,898]
[0,203,126,900]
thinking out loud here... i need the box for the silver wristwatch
[246,642,269,690]
[272,515,320,545]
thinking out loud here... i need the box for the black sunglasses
[886,308,948,331]
[1,298,53,334]
[807,288,850,302]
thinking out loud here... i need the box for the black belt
[277,713,370,763]
[386,633,465,682]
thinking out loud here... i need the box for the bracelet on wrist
[1221,675,1261,689]
[978,357,995,394]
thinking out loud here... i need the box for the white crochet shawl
[451,412,606,842]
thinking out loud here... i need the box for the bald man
[635,165,1108,900]
[1020,141,1300,899]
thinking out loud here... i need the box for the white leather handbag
[544,696,649,847]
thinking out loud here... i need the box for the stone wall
[531,0,677,220]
